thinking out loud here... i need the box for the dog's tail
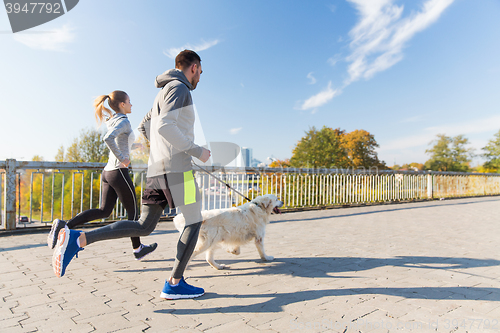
[172,214,185,232]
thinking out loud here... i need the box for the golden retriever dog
[173,194,283,270]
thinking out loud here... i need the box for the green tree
[290,126,349,168]
[32,155,44,161]
[130,134,149,164]
[482,130,500,172]
[19,129,114,222]
[424,134,474,172]
[55,146,65,162]
[59,128,110,218]
[65,139,82,162]
[65,128,109,163]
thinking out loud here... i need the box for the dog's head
[251,194,283,215]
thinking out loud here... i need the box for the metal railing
[1,159,500,230]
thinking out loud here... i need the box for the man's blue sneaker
[52,225,83,277]
[47,219,66,249]
[160,277,204,299]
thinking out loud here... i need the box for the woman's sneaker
[160,277,204,300]
[52,225,83,277]
[134,243,158,260]
[47,219,66,249]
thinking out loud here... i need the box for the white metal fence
[1,159,500,230]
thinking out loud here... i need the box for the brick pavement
[1,196,500,332]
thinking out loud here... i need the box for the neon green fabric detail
[183,171,196,205]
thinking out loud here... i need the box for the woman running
[47,90,157,260]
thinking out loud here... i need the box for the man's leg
[171,222,202,279]
[169,198,203,281]
[159,221,204,300]
[84,203,163,245]
[160,200,204,299]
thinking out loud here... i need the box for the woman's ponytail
[93,95,113,125]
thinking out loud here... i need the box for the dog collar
[250,201,263,209]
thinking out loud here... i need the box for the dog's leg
[255,237,274,261]
[206,248,226,270]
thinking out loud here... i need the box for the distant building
[241,147,253,167]
[251,158,262,167]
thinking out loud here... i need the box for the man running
[52,50,211,300]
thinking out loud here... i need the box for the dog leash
[192,162,253,203]
[192,162,281,215]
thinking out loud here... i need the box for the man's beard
[190,78,198,90]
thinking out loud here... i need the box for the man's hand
[199,148,211,163]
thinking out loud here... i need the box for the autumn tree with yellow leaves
[289,126,386,170]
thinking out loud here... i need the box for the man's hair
[175,50,201,70]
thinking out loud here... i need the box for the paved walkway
[1,196,500,332]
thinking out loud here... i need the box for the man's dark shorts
[142,171,200,209]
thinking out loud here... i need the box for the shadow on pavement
[150,229,177,235]
[151,255,500,315]
[156,285,500,315]
[194,256,500,279]
[0,243,46,252]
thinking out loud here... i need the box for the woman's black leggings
[66,168,141,249]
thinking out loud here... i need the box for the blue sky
[1,0,499,167]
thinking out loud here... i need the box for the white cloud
[380,132,434,151]
[327,54,341,66]
[425,115,500,136]
[307,72,317,85]
[230,127,242,135]
[300,82,340,110]
[13,24,75,51]
[379,115,500,151]
[298,0,453,111]
[164,39,220,59]
[345,0,454,84]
